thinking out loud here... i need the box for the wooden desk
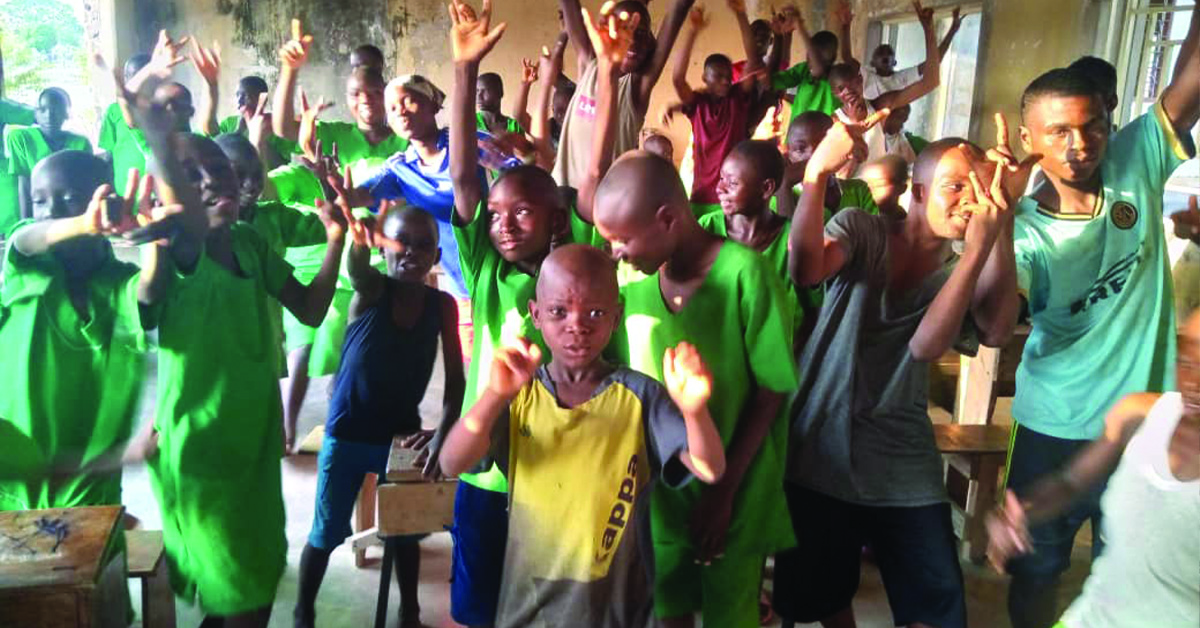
[372,437,458,628]
[0,506,127,628]
[954,325,1030,425]
[935,424,1011,563]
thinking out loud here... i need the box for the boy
[476,72,525,136]
[777,115,1027,628]
[1,93,35,237]
[439,244,727,628]
[124,74,348,626]
[8,88,93,220]
[1003,13,1198,626]
[295,204,465,628]
[351,43,386,72]
[769,8,841,120]
[554,0,697,188]
[595,148,798,628]
[880,103,928,164]
[860,154,909,218]
[217,76,300,168]
[0,151,151,510]
[861,7,963,100]
[444,2,627,624]
[643,130,675,162]
[827,1,941,170]
[669,0,765,204]
[987,309,1200,628]
[775,111,877,217]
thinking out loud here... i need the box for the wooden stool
[372,439,457,628]
[351,473,381,568]
[125,530,175,628]
[935,423,1011,563]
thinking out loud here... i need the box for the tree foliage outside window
[0,0,93,135]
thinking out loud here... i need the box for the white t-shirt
[835,104,886,175]
[862,65,922,100]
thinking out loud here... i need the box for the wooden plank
[386,437,428,482]
[934,424,1011,455]
[124,530,164,577]
[954,346,1000,425]
[141,551,177,628]
[376,481,458,536]
[0,506,124,589]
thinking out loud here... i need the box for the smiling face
[178,135,241,229]
[347,71,388,129]
[1020,94,1108,187]
[716,152,771,216]
[830,72,865,112]
[595,204,673,275]
[616,1,655,75]
[487,169,563,264]
[379,208,441,282]
[915,143,990,240]
[386,84,440,141]
[35,90,69,135]
[530,244,621,370]
[750,20,772,57]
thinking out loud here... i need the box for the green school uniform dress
[243,200,327,375]
[697,212,801,335]
[0,232,147,510]
[276,122,406,376]
[149,224,292,614]
[454,201,601,493]
[218,115,301,161]
[1013,100,1196,440]
[98,103,145,197]
[0,101,35,237]
[772,62,841,120]
[5,126,93,217]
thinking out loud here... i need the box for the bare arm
[835,0,859,71]
[670,8,704,106]
[634,0,700,110]
[276,199,347,327]
[425,293,467,478]
[919,7,963,74]
[512,58,537,131]
[1161,7,1200,138]
[530,34,568,170]
[345,241,384,307]
[272,19,312,142]
[559,0,595,64]
[16,176,30,220]
[730,0,763,92]
[873,4,940,111]
[191,40,221,137]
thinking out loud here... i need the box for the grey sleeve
[626,372,693,489]
[824,209,887,280]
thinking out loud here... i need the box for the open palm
[449,0,507,64]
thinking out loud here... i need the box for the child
[642,130,675,162]
[554,0,697,188]
[775,114,1027,628]
[860,7,963,100]
[775,111,877,217]
[880,103,929,164]
[1004,13,1198,623]
[440,244,726,628]
[595,148,798,628]
[217,76,299,167]
[769,8,840,120]
[476,72,526,136]
[860,154,909,218]
[0,96,34,238]
[987,309,1200,628]
[443,2,624,624]
[669,0,765,204]
[350,43,386,72]
[125,76,348,626]
[827,1,940,171]
[7,88,93,220]
[295,204,465,628]
[0,150,151,510]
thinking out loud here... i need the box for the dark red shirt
[684,89,754,204]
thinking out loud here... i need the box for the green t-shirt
[316,120,408,184]
[218,115,301,162]
[772,61,841,120]
[97,103,144,196]
[454,201,602,492]
[770,177,879,217]
[1013,102,1195,440]
[0,101,35,238]
[612,241,798,555]
[0,230,147,510]
[5,126,93,231]
[475,111,524,136]
[149,223,289,614]
[697,212,801,336]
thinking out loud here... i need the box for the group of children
[1,1,1198,628]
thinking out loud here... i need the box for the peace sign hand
[449,0,508,64]
[521,58,539,84]
[806,109,890,180]
[1171,196,1200,245]
[986,113,1042,206]
[582,1,642,68]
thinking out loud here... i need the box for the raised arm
[448,0,508,226]
[530,34,569,170]
[834,0,859,71]
[634,0,700,110]
[730,0,763,84]
[423,293,467,479]
[275,196,347,326]
[578,1,640,223]
[1161,7,1200,138]
[13,172,150,257]
[440,340,540,477]
[873,1,940,112]
[985,392,1156,572]
[787,116,880,286]
[792,8,827,78]
[272,19,313,142]
[341,199,388,307]
[512,58,538,131]
[663,343,726,484]
[671,6,705,106]
[190,40,222,137]
[559,0,595,64]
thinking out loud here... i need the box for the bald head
[536,244,619,303]
[595,151,689,226]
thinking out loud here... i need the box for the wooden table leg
[961,455,1002,564]
[142,556,176,628]
[355,473,379,568]
[374,537,394,628]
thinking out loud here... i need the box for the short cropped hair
[1021,67,1102,118]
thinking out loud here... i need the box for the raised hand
[297,89,333,161]
[664,342,713,416]
[521,58,539,85]
[245,93,274,150]
[324,164,374,214]
[913,0,935,30]
[190,39,222,86]
[985,113,1042,204]
[488,338,542,397]
[448,0,508,64]
[957,143,1013,253]
[950,6,964,30]
[771,4,802,34]
[582,0,642,67]
[806,109,889,178]
[83,170,156,237]
[343,197,390,249]
[725,0,747,14]
[538,33,569,84]
[834,0,854,28]
[985,490,1032,573]
[688,5,711,30]
[1171,196,1200,244]
[279,18,314,70]
[148,30,191,74]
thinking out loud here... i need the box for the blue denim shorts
[308,433,391,550]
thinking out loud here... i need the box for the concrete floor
[118,349,1094,628]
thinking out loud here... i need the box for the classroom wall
[101,0,1104,162]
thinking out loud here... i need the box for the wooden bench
[125,530,175,628]
[935,423,1011,563]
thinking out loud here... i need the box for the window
[1115,0,1198,201]
[0,0,96,138]
[876,7,982,142]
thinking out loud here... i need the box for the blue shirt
[1013,101,1196,440]
[361,128,520,298]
